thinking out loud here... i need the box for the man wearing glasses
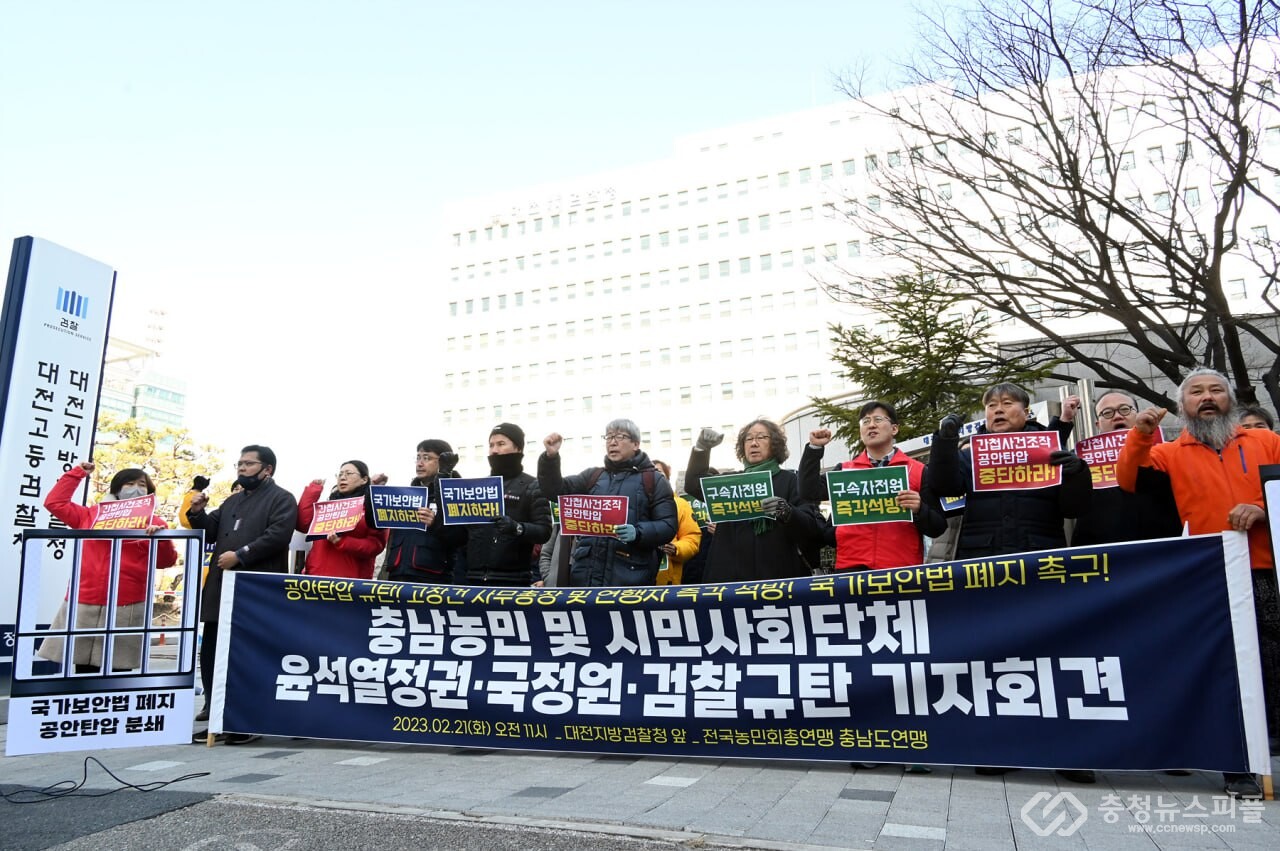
[186,445,298,742]
[1071,392,1181,546]
[799,401,947,571]
[539,419,677,586]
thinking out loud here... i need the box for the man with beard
[186,445,298,743]
[539,419,677,586]
[1071,391,1182,546]
[1117,367,1280,799]
[464,423,551,587]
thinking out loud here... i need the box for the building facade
[438,56,1279,476]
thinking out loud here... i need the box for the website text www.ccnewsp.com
[1128,823,1236,835]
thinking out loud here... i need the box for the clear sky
[0,1,920,493]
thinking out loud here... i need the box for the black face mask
[236,473,266,491]
[488,452,524,479]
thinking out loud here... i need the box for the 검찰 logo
[1021,790,1088,837]
[56,287,89,319]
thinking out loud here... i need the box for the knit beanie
[489,422,525,452]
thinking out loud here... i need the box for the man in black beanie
[463,423,551,586]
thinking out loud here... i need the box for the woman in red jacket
[296,460,388,579]
[38,461,178,673]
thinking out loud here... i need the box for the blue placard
[215,533,1267,773]
[438,476,505,525]
[369,486,430,529]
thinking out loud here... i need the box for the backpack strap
[586,467,658,502]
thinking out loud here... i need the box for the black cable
[1,755,210,803]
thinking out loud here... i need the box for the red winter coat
[834,449,928,571]
[44,466,178,606]
[296,482,388,580]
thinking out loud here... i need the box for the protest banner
[439,476,504,525]
[827,467,912,526]
[209,533,1268,775]
[370,486,430,529]
[558,494,629,538]
[701,471,773,523]
[1075,429,1163,489]
[89,494,156,531]
[305,497,365,539]
[971,431,1063,492]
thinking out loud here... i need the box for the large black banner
[213,533,1269,773]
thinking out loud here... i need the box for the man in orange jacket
[1117,367,1280,800]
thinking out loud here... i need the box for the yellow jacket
[657,494,702,584]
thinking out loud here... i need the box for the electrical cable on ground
[1,755,209,803]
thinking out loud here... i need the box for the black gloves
[1048,450,1087,476]
[760,496,793,523]
[938,414,964,441]
[493,515,522,537]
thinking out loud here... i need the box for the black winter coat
[685,448,827,583]
[384,475,469,582]
[928,421,1092,559]
[463,472,551,586]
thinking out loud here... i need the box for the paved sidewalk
[1,719,1276,850]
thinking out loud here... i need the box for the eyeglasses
[336,469,364,479]
[236,460,263,470]
[1097,405,1136,419]
[859,415,892,426]
[744,434,771,444]
[603,433,634,443]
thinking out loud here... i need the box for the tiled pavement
[1,718,1276,850]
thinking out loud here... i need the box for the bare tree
[831,0,1280,409]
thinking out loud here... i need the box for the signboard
[304,497,365,539]
[558,494,629,537]
[0,237,115,673]
[971,431,1063,492]
[7,529,205,755]
[439,476,505,525]
[90,494,156,530]
[1075,429,1163,489]
[369,485,430,530]
[702,471,774,523]
[826,466,912,526]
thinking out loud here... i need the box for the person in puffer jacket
[538,418,677,586]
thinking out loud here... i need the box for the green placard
[701,471,775,523]
[826,466,913,526]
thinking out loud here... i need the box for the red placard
[971,431,1063,492]
[558,494,630,538]
[1075,428,1163,488]
[90,494,156,530]
[306,497,366,538]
